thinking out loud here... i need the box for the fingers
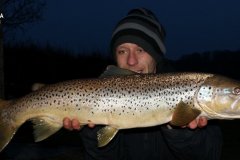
[72,119,81,130]
[88,123,95,128]
[63,117,96,131]
[63,117,81,130]
[187,119,198,129]
[198,117,208,128]
[63,117,73,130]
[187,117,208,129]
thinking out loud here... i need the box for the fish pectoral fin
[170,101,201,126]
[31,116,62,142]
[97,126,119,147]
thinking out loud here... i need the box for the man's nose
[127,52,138,66]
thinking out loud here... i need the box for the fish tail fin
[0,99,19,152]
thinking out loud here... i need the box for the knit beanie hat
[110,8,166,63]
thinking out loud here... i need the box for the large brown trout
[1,66,240,152]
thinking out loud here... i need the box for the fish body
[1,66,240,151]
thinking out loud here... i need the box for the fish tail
[0,99,19,152]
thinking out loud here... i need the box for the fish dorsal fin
[97,126,119,147]
[31,116,62,142]
[0,99,12,108]
[31,83,46,91]
[99,65,137,78]
[170,101,201,126]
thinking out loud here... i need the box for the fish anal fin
[97,126,119,147]
[170,101,201,126]
[31,116,62,142]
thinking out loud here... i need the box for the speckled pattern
[2,72,240,155]
[1,72,213,129]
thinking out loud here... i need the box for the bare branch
[2,0,46,33]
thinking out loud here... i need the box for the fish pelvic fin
[97,126,119,147]
[0,99,18,152]
[31,116,62,142]
[170,101,201,126]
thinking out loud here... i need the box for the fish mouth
[230,96,240,110]
[135,70,143,74]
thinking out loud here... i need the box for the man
[63,8,222,160]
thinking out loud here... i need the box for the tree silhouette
[0,14,3,98]
[0,0,46,98]
[2,0,46,37]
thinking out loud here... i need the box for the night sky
[14,0,240,60]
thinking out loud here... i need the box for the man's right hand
[63,117,95,130]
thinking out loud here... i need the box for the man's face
[115,43,157,74]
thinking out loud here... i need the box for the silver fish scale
[5,71,240,153]
[4,73,214,122]
[197,85,214,102]
[79,73,213,116]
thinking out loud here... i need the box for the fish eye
[233,87,240,95]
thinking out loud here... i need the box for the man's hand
[62,116,207,131]
[63,117,95,130]
[187,117,208,129]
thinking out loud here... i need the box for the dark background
[1,0,240,159]
[4,0,240,60]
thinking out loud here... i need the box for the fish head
[196,75,240,118]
